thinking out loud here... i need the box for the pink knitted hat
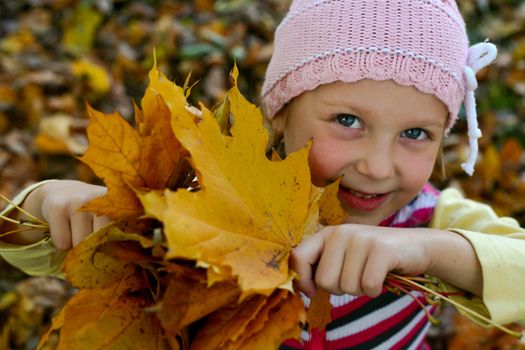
[261,0,497,175]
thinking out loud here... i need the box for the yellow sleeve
[0,180,66,278]
[431,187,525,325]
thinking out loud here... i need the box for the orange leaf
[237,291,305,349]
[156,274,241,332]
[191,290,305,350]
[500,138,522,167]
[46,271,172,350]
[80,81,188,219]
[63,225,154,289]
[306,289,332,331]
[37,305,66,350]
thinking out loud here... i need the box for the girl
[2,0,525,348]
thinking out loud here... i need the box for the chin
[343,210,385,226]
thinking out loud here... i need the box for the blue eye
[336,114,362,128]
[402,128,429,140]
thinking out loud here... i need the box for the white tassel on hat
[461,42,498,176]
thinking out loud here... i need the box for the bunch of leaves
[32,61,350,349]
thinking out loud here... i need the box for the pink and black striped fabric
[280,183,440,350]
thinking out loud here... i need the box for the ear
[264,107,288,154]
[271,106,288,137]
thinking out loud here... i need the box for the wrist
[421,229,483,296]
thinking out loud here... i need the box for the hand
[2,180,111,250]
[290,224,432,298]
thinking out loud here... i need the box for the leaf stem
[387,273,522,338]
[0,193,49,228]
[0,227,47,238]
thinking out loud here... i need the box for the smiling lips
[338,185,390,211]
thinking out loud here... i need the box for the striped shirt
[281,183,440,350]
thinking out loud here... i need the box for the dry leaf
[319,178,346,226]
[70,58,111,94]
[63,225,154,289]
[80,78,188,219]
[139,66,315,297]
[39,271,170,350]
[306,289,332,332]
[191,290,305,350]
[155,274,240,332]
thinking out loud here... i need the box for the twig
[0,227,48,238]
[0,193,49,232]
[385,278,439,324]
[387,273,522,338]
[0,193,47,226]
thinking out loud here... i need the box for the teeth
[348,189,379,199]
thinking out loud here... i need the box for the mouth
[338,185,390,212]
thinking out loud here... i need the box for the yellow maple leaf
[140,66,317,297]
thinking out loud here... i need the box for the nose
[355,139,394,180]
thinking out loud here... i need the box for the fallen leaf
[80,78,188,219]
[306,289,332,332]
[70,58,111,94]
[41,271,171,350]
[191,290,305,350]
[63,225,154,289]
[62,3,103,55]
[140,66,314,297]
[155,274,240,332]
[500,138,522,167]
[319,178,346,226]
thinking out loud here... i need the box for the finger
[290,230,328,297]
[315,230,346,295]
[45,206,72,250]
[340,237,369,295]
[360,247,391,297]
[93,215,112,232]
[70,211,93,247]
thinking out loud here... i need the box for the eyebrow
[320,98,446,128]
[319,97,367,114]
[403,114,447,128]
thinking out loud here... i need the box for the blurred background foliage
[0,0,524,349]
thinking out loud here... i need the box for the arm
[291,188,525,324]
[430,188,525,324]
[291,224,482,297]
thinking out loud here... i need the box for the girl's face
[280,79,448,225]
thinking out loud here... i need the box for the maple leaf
[139,66,316,297]
[38,271,173,350]
[63,224,155,289]
[155,272,241,332]
[306,289,332,332]
[190,290,305,350]
[79,72,189,219]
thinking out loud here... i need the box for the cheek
[308,139,348,186]
[399,151,436,194]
